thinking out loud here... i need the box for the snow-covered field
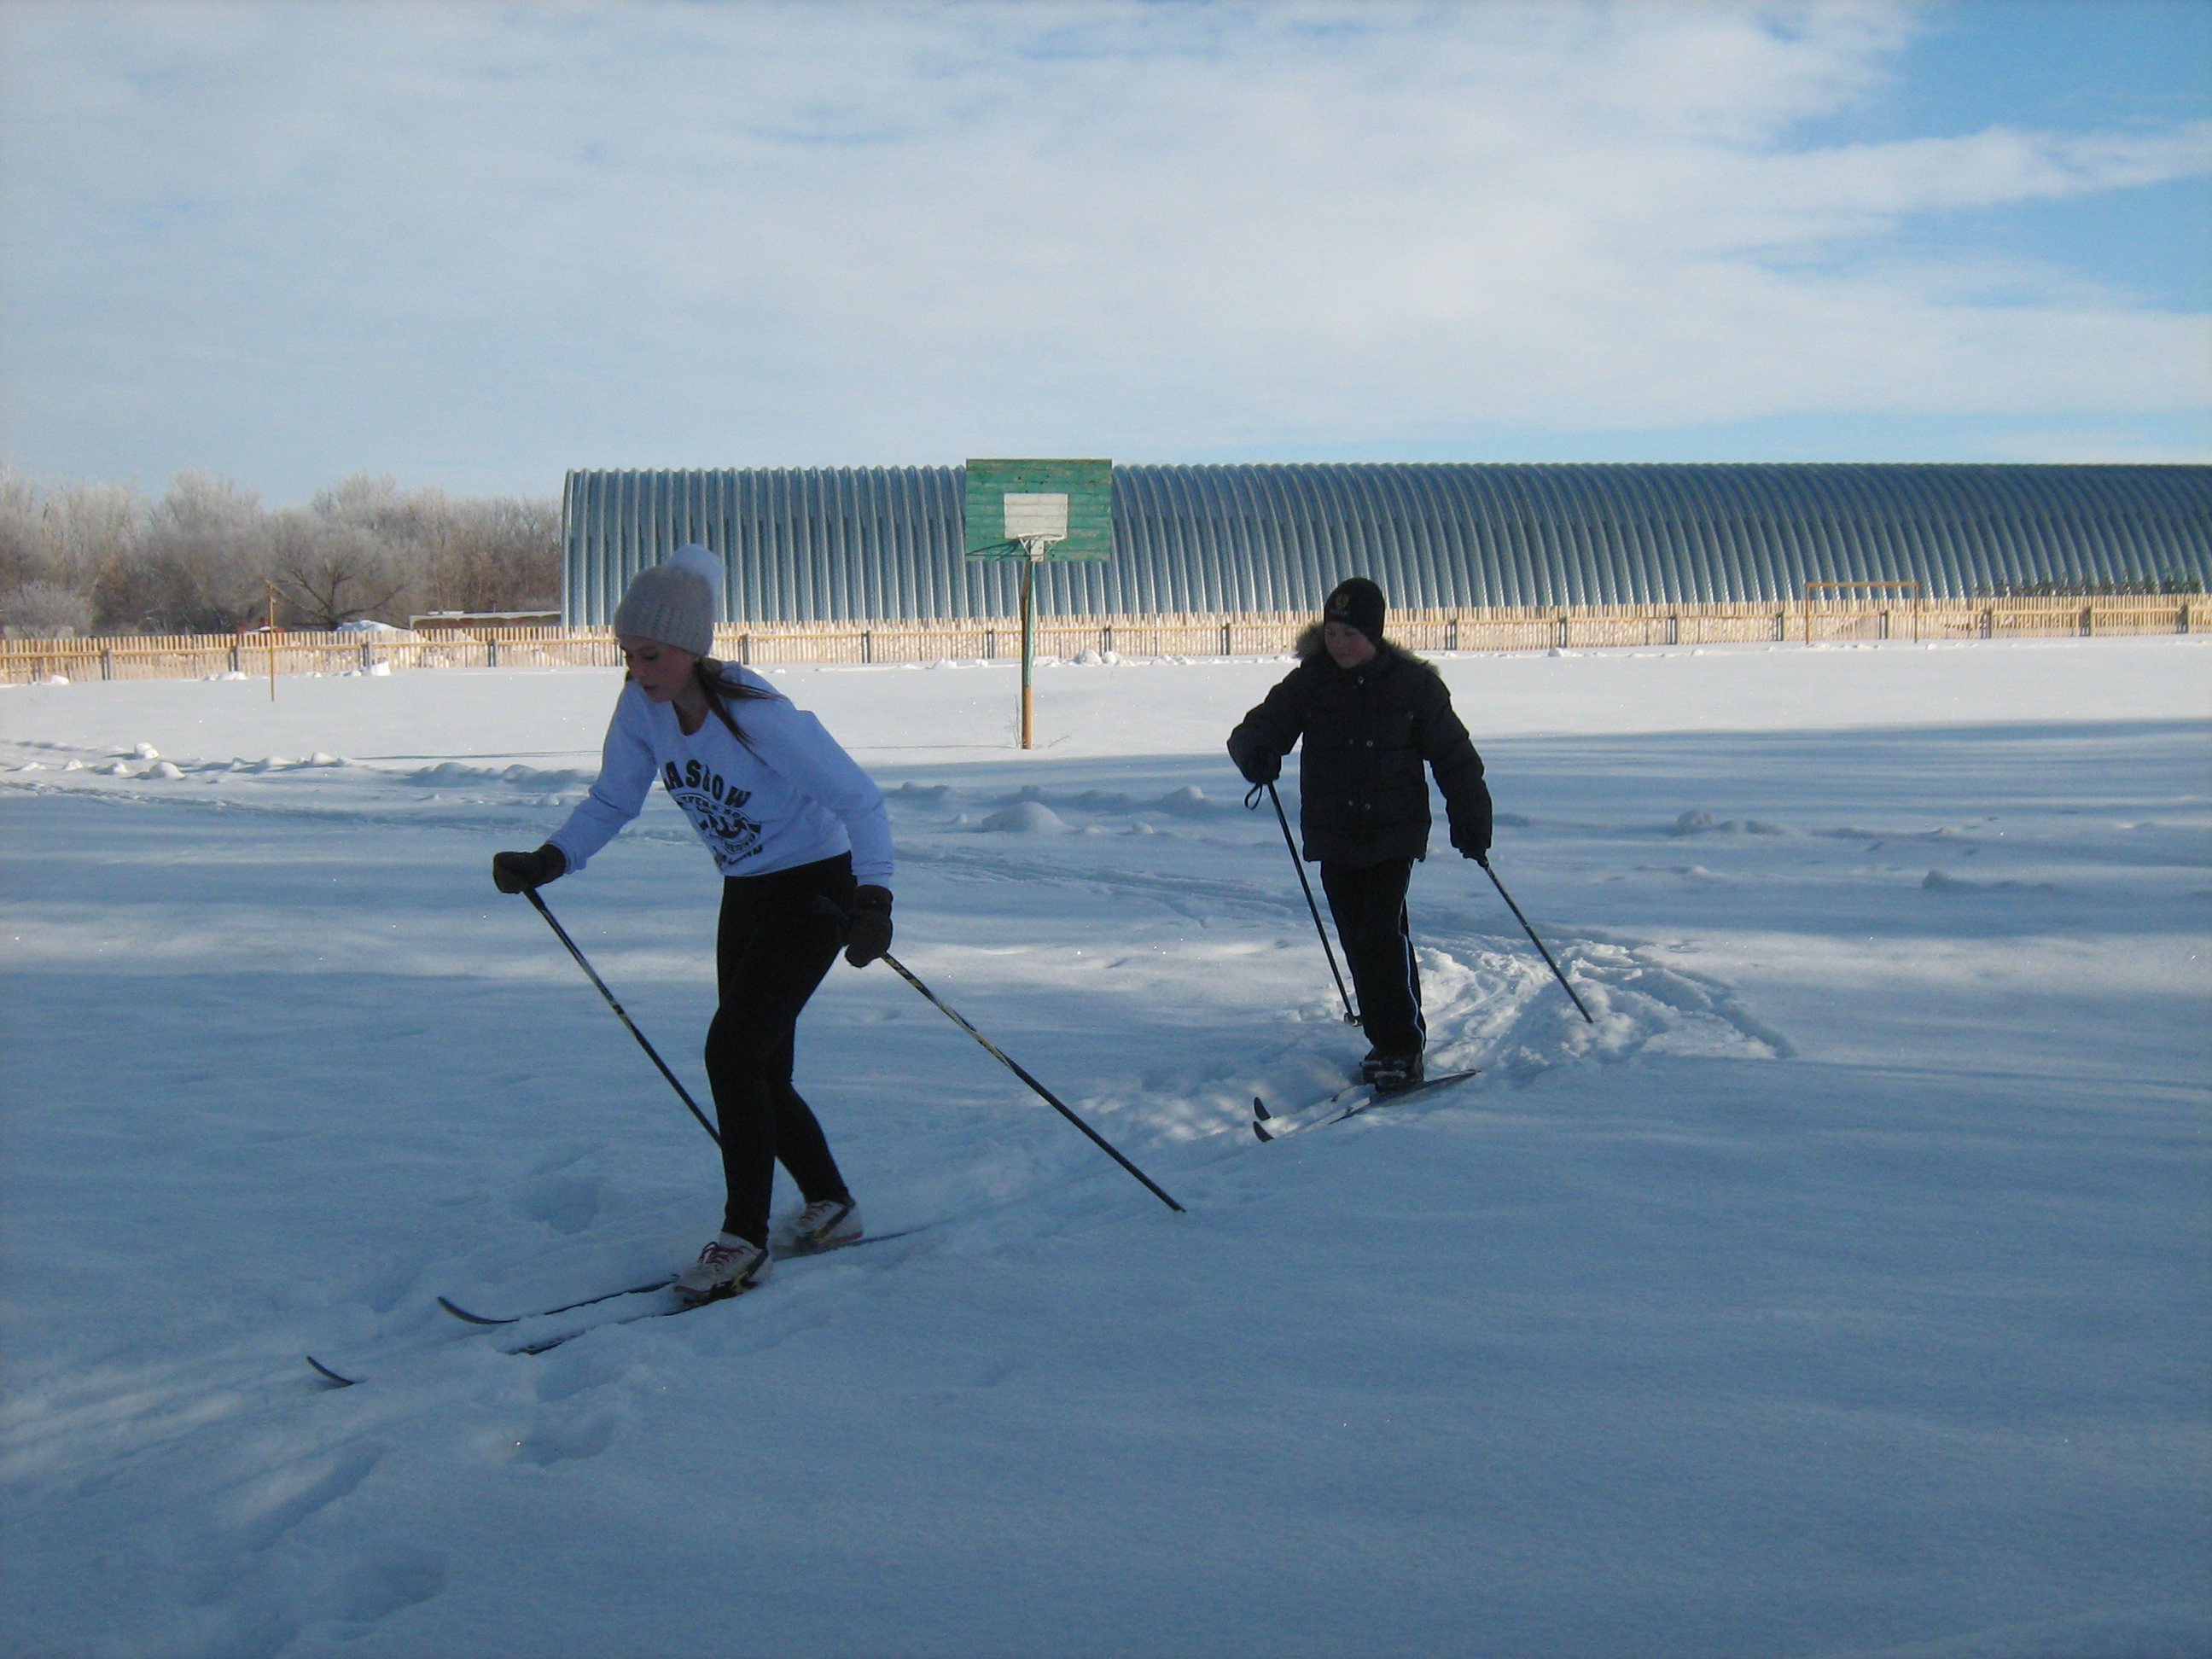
[3,637,2207,1659]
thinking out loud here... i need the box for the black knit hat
[1324,577,1386,643]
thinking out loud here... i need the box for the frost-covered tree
[102,471,271,633]
[0,580,96,637]
[0,464,148,619]
[418,496,561,616]
[271,509,405,630]
[0,463,560,635]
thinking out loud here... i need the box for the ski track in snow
[2,638,2208,1659]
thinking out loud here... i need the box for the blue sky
[3,0,2206,504]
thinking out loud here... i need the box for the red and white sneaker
[784,1198,863,1253]
[672,1235,771,1305]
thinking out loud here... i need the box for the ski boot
[673,1235,771,1305]
[1369,1052,1425,1095]
[783,1197,864,1254]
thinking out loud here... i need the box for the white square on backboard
[1003,493,1069,541]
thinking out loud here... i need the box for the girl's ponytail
[694,659,776,751]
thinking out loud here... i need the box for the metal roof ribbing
[562,463,2211,625]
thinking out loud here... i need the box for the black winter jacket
[1227,629,1492,865]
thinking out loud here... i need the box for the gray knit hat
[614,544,722,656]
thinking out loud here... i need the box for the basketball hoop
[964,463,1113,748]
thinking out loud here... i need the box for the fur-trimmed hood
[1294,623,1433,676]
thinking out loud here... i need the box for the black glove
[844,885,894,967]
[492,843,567,894]
[1238,751,1281,787]
[1450,822,1491,865]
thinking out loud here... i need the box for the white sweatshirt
[548,672,894,884]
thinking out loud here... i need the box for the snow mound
[1154,785,1227,818]
[133,742,160,760]
[1419,938,1792,1084]
[1922,870,2052,894]
[1673,810,1789,837]
[147,761,183,780]
[405,761,591,789]
[979,800,1068,834]
[992,784,1138,817]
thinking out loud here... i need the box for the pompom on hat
[614,544,723,656]
[1323,577,1386,644]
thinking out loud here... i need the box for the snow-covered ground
[3,637,2206,1659]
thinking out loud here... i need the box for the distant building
[561,463,2211,626]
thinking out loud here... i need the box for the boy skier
[1227,578,1492,1091]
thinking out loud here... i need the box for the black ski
[311,1286,700,1383]
[434,1226,926,1327]
[310,1227,931,1385]
[438,1277,672,1327]
[496,1225,933,1356]
[1251,1068,1481,1142]
[500,1289,701,1355]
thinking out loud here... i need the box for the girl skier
[492,544,894,1304]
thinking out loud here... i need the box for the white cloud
[2,0,2205,497]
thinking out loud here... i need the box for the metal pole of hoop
[1017,534,1054,751]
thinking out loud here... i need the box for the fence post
[986,629,997,661]
[1555,617,1569,648]
[1447,618,1459,650]
[229,640,241,672]
[1668,614,1679,645]
[1221,622,1232,656]
[1103,624,1114,655]
[1878,610,1889,641]
[100,648,114,682]
[487,638,499,668]
[863,631,872,665]
[2081,605,2093,637]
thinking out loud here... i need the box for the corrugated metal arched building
[562,463,2211,626]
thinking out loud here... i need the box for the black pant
[706,854,855,1246]
[1320,857,1424,1057]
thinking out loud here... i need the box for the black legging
[705,853,856,1246]
[1320,856,1425,1057]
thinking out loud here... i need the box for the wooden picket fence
[1,597,2198,684]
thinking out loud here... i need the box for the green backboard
[964,458,1113,561]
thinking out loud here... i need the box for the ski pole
[814,898,1182,1213]
[1245,779,1360,1026]
[875,950,1185,1214]
[1476,857,1594,1024]
[521,888,723,1144]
